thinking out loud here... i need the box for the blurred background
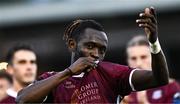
[0,0,179,81]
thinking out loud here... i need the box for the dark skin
[16,7,169,103]
[132,7,169,90]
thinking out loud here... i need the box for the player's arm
[16,69,72,103]
[131,7,169,91]
[16,57,96,103]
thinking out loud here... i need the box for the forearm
[132,42,169,90]
[151,50,169,85]
[16,69,72,103]
[132,7,169,91]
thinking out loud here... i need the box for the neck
[12,79,26,92]
[71,52,75,64]
[0,92,8,101]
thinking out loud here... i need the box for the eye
[18,60,27,64]
[131,57,137,61]
[141,55,147,60]
[30,60,37,64]
[86,43,94,49]
[100,47,106,54]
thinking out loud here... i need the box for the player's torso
[129,81,180,103]
[51,69,117,104]
[147,81,180,103]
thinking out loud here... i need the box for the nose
[136,58,142,69]
[90,48,99,59]
[26,62,33,71]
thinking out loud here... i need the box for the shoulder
[0,95,15,103]
[98,61,133,78]
[99,61,130,70]
[167,80,180,90]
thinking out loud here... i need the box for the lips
[24,73,34,77]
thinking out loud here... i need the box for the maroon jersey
[38,61,134,103]
[0,95,15,104]
[127,81,180,103]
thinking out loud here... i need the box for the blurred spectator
[0,43,37,103]
[0,64,12,102]
[119,35,180,104]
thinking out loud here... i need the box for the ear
[67,38,77,52]
[6,65,14,76]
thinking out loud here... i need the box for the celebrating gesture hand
[136,7,158,43]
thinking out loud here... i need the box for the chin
[23,79,35,84]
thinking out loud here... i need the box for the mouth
[93,60,100,68]
[85,60,100,72]
[24,73,34,77]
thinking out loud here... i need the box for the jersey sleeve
[113,64,135,96]
[99,61,135,96]
[37,71,57,81]
[36,71,57,103]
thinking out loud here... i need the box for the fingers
[82,57,98,68]
[138,24,155,32]
[138,13,157,24]
[136,19,156,30]
[150,6,157,18]
[136,19,151,24]
[70,57,99,74]
[136,7,158,32]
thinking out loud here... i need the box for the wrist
[65,67,74,76]
[149,38,161,54]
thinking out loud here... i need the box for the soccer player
[120,35,180,104]
[16,7,169,103]
[1,44,37,103]
[0,69,12,103]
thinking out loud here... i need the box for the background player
[1,44,37,103]
[0,66,12,103]
[119,35,180,104]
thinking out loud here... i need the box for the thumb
[145,8,151,15]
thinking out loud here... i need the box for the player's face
[76,28,108,61]
[127,45,151,70]
[11,50,37,85]
[0,78,11,96]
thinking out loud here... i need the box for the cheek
[101,54,105,59]
[141,56,152,69]
[4,81,10,88]
[0,81,9,90]
[13,65,26,76]
[14,63,25,69]
[128,59,136,68]
[147,56,152,66]
[32,65,37,73]
[78,47,91,57]
[144,55,151,63]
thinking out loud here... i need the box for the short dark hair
[6,43,35,65]
[127,35,149,48]
[63,19,104,43]
[0,70,12,84]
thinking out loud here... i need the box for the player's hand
[68,57,97,75]
[136,7,158,43]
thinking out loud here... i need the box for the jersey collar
[6,88,18,98]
